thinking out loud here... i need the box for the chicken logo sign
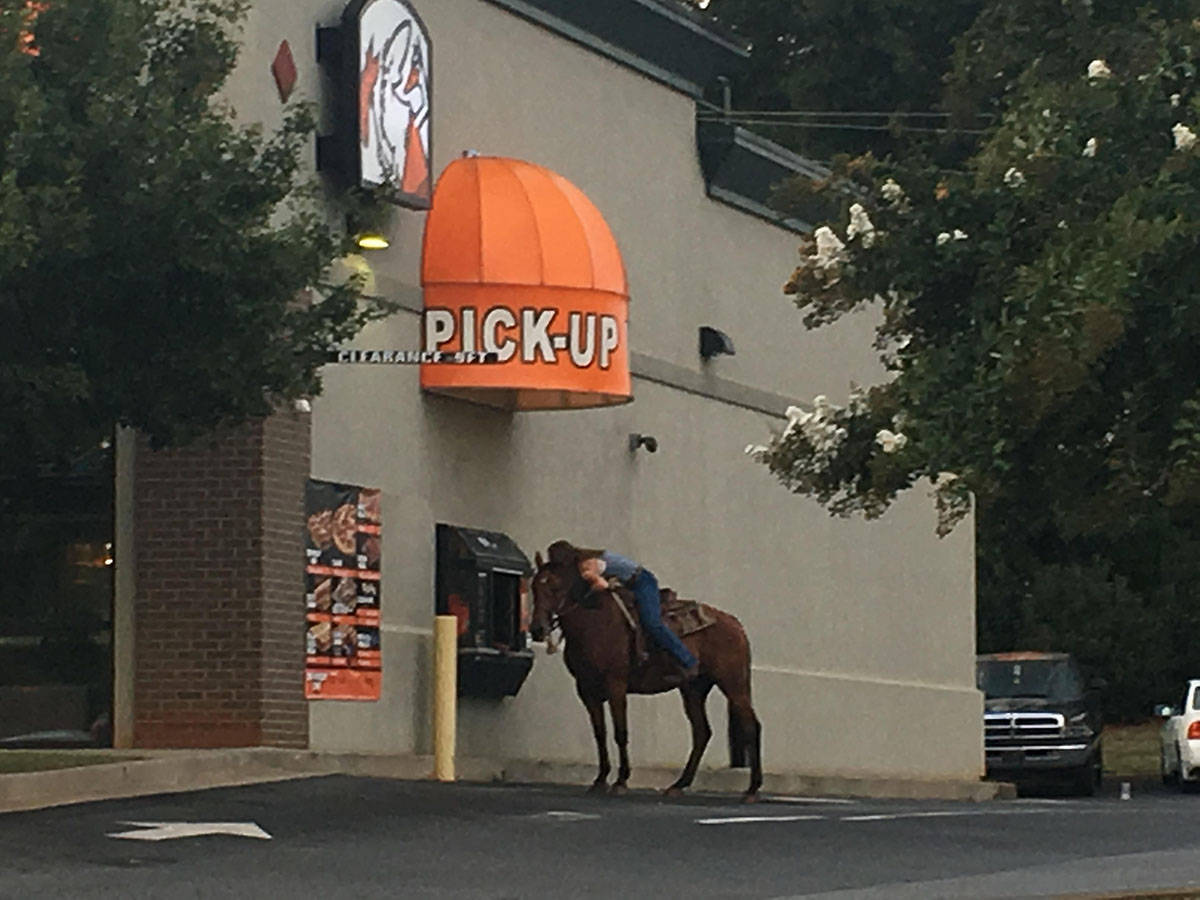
[355,0,431,207]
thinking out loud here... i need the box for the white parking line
[697,814,826,826]
[534,811,601,821]
[696,807,1087,827]
[842,811,982,822]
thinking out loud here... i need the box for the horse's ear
[534,550,544,568]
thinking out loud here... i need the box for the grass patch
[0,751,142,774]
[1102,722,1162,778]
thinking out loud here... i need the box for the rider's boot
[661,661,699,687]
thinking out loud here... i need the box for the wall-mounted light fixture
[354,231,390,251]
[699,326,735,360]
[346,202,390,251]
[629,433,658,453]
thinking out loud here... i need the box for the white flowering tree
[753,8,1200,559]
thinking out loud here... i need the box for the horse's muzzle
[530,624,546,643]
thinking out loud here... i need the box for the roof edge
[481,0,748,98]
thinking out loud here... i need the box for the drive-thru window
[435,524,533,698]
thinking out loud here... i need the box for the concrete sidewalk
[0,748,1012,814]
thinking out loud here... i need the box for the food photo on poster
[304,479,383,700]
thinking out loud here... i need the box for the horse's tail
[728,702,746,768]
[725,615,753,768]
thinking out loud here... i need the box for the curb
[479,759,1014,802]
[0,750,338,814]
[0,749,1011,814]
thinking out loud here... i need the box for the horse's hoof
[586,782,608,795]
[662,786,685,799]
[741,792,760,805]
[609,783,628,797]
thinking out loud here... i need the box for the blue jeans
[630,569,698,669]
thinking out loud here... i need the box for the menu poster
[304,479,382,700]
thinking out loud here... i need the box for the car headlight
[1064,712,1093,738]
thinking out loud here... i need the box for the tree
[746,2,1200,716]
[698,0,987,159]
[0,0,388,477]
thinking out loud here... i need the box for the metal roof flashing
[481,0,749,98]
[697,118,830,234]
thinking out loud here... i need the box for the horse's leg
[663,678,714,798]
[579,689,611,794]
[607,680,631,795]
[728,692,763,803]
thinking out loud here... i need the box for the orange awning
[420,156,632,411]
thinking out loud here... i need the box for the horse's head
[529,541,583,642]
[530,550,563,643]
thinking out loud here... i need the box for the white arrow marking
[696,814,825,825]
[107,821,272,841]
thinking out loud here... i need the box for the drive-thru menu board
[304,479,382,700]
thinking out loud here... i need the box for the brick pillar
[131,411,310,748]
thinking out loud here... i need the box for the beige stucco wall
[218,0,982,780]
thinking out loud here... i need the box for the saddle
[608,582,717,665]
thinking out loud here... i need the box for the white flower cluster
[811,226,847,270]
[935,229,969,246]
[846,203,876,248]
[1172,93,1183,108]
[1173,122,1198,152]
[875,429,908,453]
[784,395,848,460]
[1082,137,1098,158]
[880,178,905,204]
[1087,59,1112,80]
[1003,167,1026,188]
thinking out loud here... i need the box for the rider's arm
[579,556,609,590]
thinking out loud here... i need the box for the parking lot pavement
[2,776,1200,899]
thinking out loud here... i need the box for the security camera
[629,433,658,453]
[699,326,736,360]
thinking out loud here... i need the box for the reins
[607,585,640,634]
[540,575,638,638]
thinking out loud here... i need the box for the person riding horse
[549,540,700,682]
[533,540,763,800]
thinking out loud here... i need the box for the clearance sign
[420,156,632,411]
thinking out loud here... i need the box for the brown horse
[529,543,763,802]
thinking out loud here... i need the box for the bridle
[532,564,637,639]
[531,566,574,634]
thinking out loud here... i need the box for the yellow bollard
[432,615,457,782]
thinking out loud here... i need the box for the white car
[1157,679,1200,787]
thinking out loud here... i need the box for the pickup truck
[978,651,1104,796]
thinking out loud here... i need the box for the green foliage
[748,1,1200,717]
[761,7,1200,537]
[703,0,987,158]
[0,0,391,476]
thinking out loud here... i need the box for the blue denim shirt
[600,550,640,582]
